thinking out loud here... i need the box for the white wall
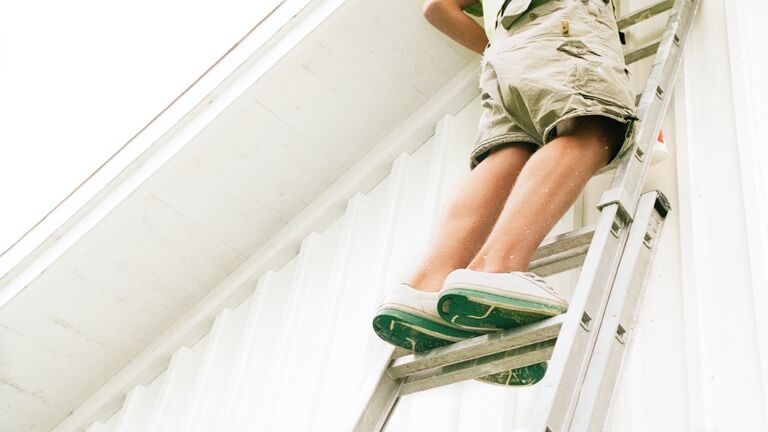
[671,0,768,428]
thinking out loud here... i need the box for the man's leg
[468,116,626,273]
[407,142,537,292]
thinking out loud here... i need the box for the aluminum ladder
[353,0,700,430]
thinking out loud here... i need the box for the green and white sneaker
[438,269,569,332]
[373,282,482,352]
[372,282,545,386]
[436,269,569,386]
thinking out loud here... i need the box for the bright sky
[0,1,278,255]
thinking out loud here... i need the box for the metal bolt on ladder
[353,0,700,430]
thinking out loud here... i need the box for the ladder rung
[400,340,556,395]
[388,315,564,379]
[625,40,660,65]
[617,0,675,30]
[530,225,595,276]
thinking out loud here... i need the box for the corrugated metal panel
[76,0,768,430]
[74,108,575,432]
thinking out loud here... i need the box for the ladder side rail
[526,200,632,432]
[353,349,403,432]
[559,0,699,428]
[598,0,700,221]
[569,191,670,431]
[530,1,700,426]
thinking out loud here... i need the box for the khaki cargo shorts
[470,0,637,174]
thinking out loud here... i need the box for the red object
[657,129,664,143]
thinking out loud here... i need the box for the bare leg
[407,142,537,292]
[468,116,626,273]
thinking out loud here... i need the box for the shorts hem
[469,134,542,171]
[541,108,637,175]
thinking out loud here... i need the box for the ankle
[466,263,527,273]
[467,253,529,273]
[407,273,447,293]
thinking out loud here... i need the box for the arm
[422,0,489,55]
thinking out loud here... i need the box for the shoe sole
[476,362,548,387]
[438,287,568,332]
[372,308,479,352]
[372,307,547,386]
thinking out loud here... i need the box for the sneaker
[438,269,569,332]
[372,282,546,386]
[373,282,481,352]
[435,269,569,386]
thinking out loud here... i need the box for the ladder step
[618,0,677,66]
[625,40,661,65]
[617,0,675,30]
[389,315,565,394]
[400,340,556,395]
[529,225,595,276]
[354,225,595,419]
